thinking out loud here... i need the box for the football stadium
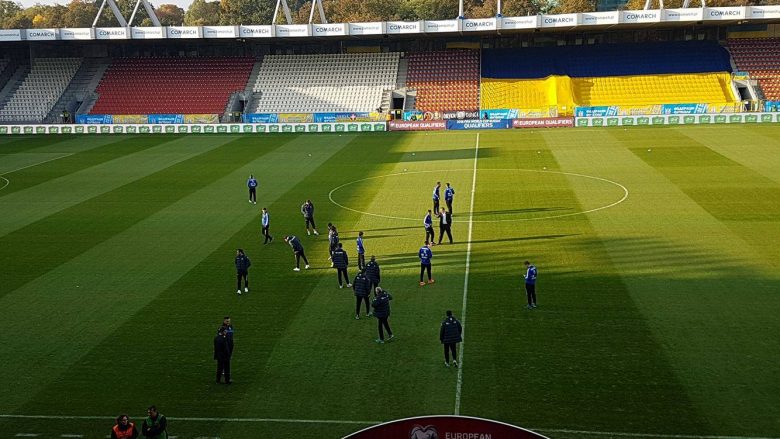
[1,1,779,438]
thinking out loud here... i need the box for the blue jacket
[419,246,433,265]
[247,178,258,188]
[445,186,455,201]
[525,265,537,285]
[432,185,440,201]
[287,236,304,252]
[356,236,365,254]
[262,212,269,227]
[424,213,433,228]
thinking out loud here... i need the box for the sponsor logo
[217,126,228,133]
[243,125,253,133]
[335,124,346,132]
[388,23,418,30]
[714,115,727,124]
[165,126,175,133]
[24,127,34,134]
[513,117,574,128]
[35,126,46,134]
[410,425,439,439]
[684,116,696,124]
[241,28,270,36]
[203,126,214,133]
[100,126,110,133]
[170,29,197,35]
[75,126,84,133]
[621,118,635,125]
[11,126,21,134]
[295,125,306,132]
[729,115,743,123]
[191,126,201,133]
[314,26,343,33]
[351,25,381,32]
[62,127,72,133]
[269,125,279,132]
[230,125,240,133]
[322,124,332,132]
[577,119,589,127]
[625,13,657,19]
[113,126,123,133]
[98,29,125,36]
[699,115,711,123]
[28,31,55,38]
[637,117,649,125]
[465,21,493,28]
[607,118,619,126]
[544,17,575,23]
[282,125,293,132]
[668,116,681,124]
[178,126,188,132]
[127,126,137,133]
[256,125,266,132]
[761,114,773,122]
[652,117,665,125]
[373,123,386,131]
[745,115,758,123]
[308,124,319,132]
[710,10,741,16]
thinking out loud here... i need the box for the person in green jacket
[141,406,167,439]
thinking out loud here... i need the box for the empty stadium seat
[250,53,399,113]
[0,57,81,123]
[406,50,479,112]
[728,38,780,100]
[90,57,254,115]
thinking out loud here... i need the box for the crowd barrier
[575,112,780,127]
[0,122,387,135]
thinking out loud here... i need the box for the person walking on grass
[111,414,139,439]
[301,200,319,236]
[371,287,394,343]
[234,249,251,295]
[424,209,435,245]
[327,223,340,265]
[332,242,351,289]
[365,255,381,292]
[214,326,231,384]
[440,310,463,368]
[141,406,167,439]
[419,241,434,286]
[356,231,366,270]
[247,174,258,204]
[444,182,455,214]
[524,260,538,309]
[285,235,310,271]
[261,207,273,244]
[438,208,453,245]
[353,270,372,319]
[432,181,441,216]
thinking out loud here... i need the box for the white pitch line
[0,414,378,425]
[534,428,779,439]
[14,435,39,438]
[60,435,83,438]
[454,133,479,415]
[0,153,74,176]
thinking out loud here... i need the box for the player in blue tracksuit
[432,182,441,216]
[247,175,258,204]
[423,210,435,244]
[524,260,538,309]
[419,241,434,286]
[444,183,455,214]
[261,207,272,244]
[356,231,366,270]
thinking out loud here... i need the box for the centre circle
[328,169,628,223]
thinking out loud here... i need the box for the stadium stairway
[728,38,780,100]
[405,50,480,112]
[46,58,111,123]
[0,58,82,123]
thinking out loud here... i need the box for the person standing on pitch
[444,183,455,214]
[440,310,463,367]
[234,249,251,295]
[141,406,167,439]
[327,223,340,265]
[261,208,273,244]
[352,270,372,319]
[438,208,453,245]
[356,231,366,270]
[365,255,381,291]
[424,209,435,245]
[214,327,231,384]
[247,174,258,204]
[111,414,139,439]
[524,260,538,309]
[332,242,351,288]
[432,181,441,216]
[301,200,319,236]
[285,235,310,271]
[371,287,394,343]
[419,241,434,286]
[219,316,234,359]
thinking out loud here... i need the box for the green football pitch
[0,126,778,439]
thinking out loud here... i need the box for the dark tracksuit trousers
[236,270,248,290]
[377,317,392,340]
[420,263,432,282]
[525,283,537,306]
[425,226,435,243]
[356,296,370,315]
[262,225,272,243]
[337,268,349,286]
[295,251,309,268]
[444,343,457,363]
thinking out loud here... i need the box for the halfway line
[454,132,479,415]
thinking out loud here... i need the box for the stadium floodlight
[308,0,327,24]
[273,0,293,24]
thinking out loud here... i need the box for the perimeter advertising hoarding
[386,21,423,34]
[243,114,278,123]
[513,117,574,128]
[131,27,164,39]
[664,8,704,21]
[95,27,129,39]
[0,29,22,41]
[621,10,661,23]
[349,22,384,35]
[462,18,497,32]
[25,29,57,41]
[239,25,273,38]
[704,7,746,20]
[167,26,201,39]
[203,26,238,38]
[276,24,310,37]
[113,115,148,124]
[446,119,512,130]
[749,5,780,19]
[442,111,480,120]
[541,14,578,28]
[312,23,348,36]
[343,416,548,439]
[581,11,619,26]
[388,120,446,131]
[500,16,540,30]
[278,113,314,123]
[60,28,94,40]
[424,20,460,33]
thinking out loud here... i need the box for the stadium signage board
[463,18,497,32]
[276,24,310,37]
[312,23,348,36]
[664,8,704,21]
[349,22,384,35]
[513,117,574,128]
[621,10,661,23]
[60,28,94,40]
[541,14,579,27]
[25,29,57,40]
[239,25,272,38]
[386,21,422,34]
[749,5,780,19]
[167,26,201,39]
[501,16,540,29]
[131,27,164,39]
[704,7,746,20]
[0,29,22,41]
[343,415,548,439]
[442,110,480,120]
[581,11,619,26]
[95,27,129,39]
[424,20,461,33]
[203,26,238,38]
[388,120,446,131]
[446,119,512,130]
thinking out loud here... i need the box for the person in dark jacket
[423,210,435,245]
[332,242,351,288]
[440,310,463,367]
[214,326,231,384]
[352,271,372,319]
[234,249,251,295]
[141,406,167,439]
[247,174,258,204]
[301,200,319,236]
[364,256,381,292]
[371,287,394,343]
[438,208,453,245]
[218,316,234,358]
[284,235,310,271]
[111,414,139,439]
[327,223,340,265]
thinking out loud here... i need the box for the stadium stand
[250,53,399,113]
[0,58,82,123]
[90,57,254,115]
[481,41,737,111]
[728,38,780,100]
[406,50,480,112]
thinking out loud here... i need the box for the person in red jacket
[111,414,139,439]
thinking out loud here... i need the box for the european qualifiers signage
[239,25,273,38]
[25,29,57,41]
[621,10,661,23]
[462,18,497,32]
[95,27,129,39]
[541,14,578,28]
[344,415,549,439]
[166,26,201,39]
[202,26,238,38]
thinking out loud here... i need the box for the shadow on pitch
[468,207,570,217]
[385,147,498,163]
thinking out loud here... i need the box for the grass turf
[0,126,778,438]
